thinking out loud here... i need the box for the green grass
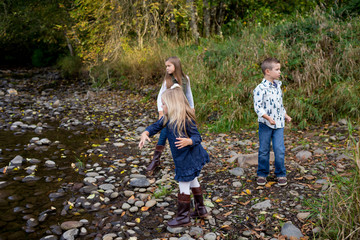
[304,122,360,239]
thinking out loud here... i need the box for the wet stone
[49,192,65,199]
[27,218,39,227]
[62,228,79,240]
[60,221,83,230]
[10,155,23,166]
[40,235,58,240]
[22,175,41,182]
[45,160,56,168]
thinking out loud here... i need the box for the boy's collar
[262,78,280,87]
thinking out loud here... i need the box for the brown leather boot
[146,145,165,175]
[190,187,208,218]
[167,193,191,227]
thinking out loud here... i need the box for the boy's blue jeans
[157,128,167,146]
[257,123,286,178]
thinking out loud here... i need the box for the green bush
[57,55,82,79]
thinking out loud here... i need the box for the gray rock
[135,201,144,207]
[338,119,347,126]
[179,234,195,240]
[49,192,65,199]
[61,228,79,240]
[83,177,97,185]
[281,222,304,239]
[167,226,187,234]
[124,190,135,197]
[136,126,146,133]
[243,230,252,237]
[45,160,56,168]
[122,203,131,210]
[27,218,39,227]
[312,226,321,234]
[39,138,51,145]
[189,227,203,238]
[251,200,272,210]
[0,181,8,189]
[232,181,242,188]
[236,152,274,167]
[297,212,310,221]
[60,221,83,230]
[336,153,351,161]
[40,236,58,240]
[129,206,139,212]
[22,175,41,182]
[314,148,325,155]
[229,167,244,176]
[129,178,150,188]
[99,184,115,191]
[10,155,24,166]
[204,232,217,240]
[103,233,117,240]
[145,199,157,208]
[25,165,38,174]
[296,151,312,161]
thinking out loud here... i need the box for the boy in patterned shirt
[253,58,292,186]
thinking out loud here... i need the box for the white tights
[178,177,200,195]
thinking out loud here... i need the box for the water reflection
[0,127,106,239]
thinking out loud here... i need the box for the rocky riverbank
[0,69,358,240]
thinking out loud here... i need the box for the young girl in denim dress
[139,84,208,227]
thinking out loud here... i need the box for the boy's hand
[285,114,292,123]
[263,114,276,125]
[268,118,276,125]
[175,138,193,149]
[139,131,151,149]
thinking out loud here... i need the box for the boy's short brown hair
[261,58,280,74]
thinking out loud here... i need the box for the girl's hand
[139,131,151,149]
[175,138,193,149]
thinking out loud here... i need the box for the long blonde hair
[162,85,196,137]
[164,56,187,89]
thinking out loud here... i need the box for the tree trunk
[203,0,210,38]
[215,1,224,37]
[64,31,74,57]
[186,0,199,44]
[168,3,178,40]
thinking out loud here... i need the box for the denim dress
[145,117,210,182]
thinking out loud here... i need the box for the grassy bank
[75,8,360,131]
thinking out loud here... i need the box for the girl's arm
[175,122,201,149]
[157,81,167,113]
[185,76,195,109]
[145,117,165,137]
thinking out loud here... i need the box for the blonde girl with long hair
[146,56,195,176]
[139,85,208,228]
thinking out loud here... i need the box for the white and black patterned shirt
[253,79,286,129]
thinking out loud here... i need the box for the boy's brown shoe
[257,177,267,186]
[277,177,287,186]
